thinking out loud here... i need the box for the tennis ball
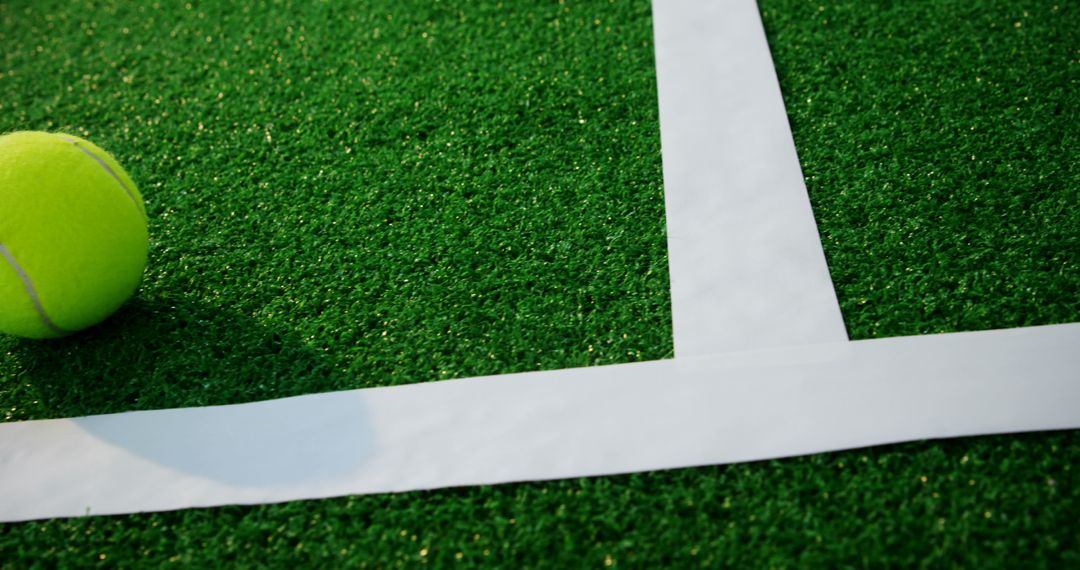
[0,131,148,339]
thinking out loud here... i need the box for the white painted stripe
[2,1,1070,526]
[2,323,1077,522]
[653,0,848,356]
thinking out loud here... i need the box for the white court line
[2,0,1076,522]
[3,323,1078,522]
[654,0,848,356]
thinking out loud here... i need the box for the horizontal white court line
[2,323,1077,522]
[654,0,848,356]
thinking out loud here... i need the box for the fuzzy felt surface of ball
[0,131,148,339]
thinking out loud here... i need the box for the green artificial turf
[1,0,1077,566]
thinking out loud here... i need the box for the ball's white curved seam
[58,135,146,218]
[0,243,68,335]
[0,135,141,335]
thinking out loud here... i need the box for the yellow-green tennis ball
[0,131,148,339]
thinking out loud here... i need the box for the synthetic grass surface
[1,0,1077,566]
[0,0,670,418]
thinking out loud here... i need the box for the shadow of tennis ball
[8,296,376,486]
[13,296,354,417]
[72,389,376,487]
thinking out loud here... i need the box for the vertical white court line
[652,0,848,356]
[7,1,1074,525]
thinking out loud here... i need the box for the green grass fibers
[1,0,1077,567]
